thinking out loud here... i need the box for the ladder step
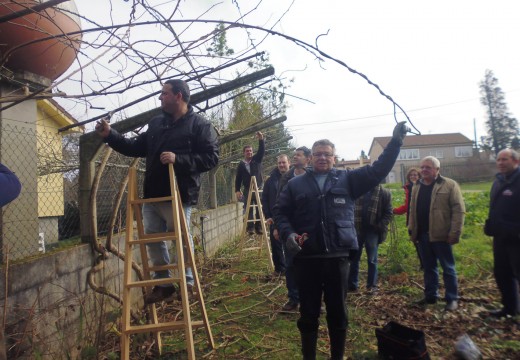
[125,320,205,334]
[148,264,180,272]
[127,277,181,288]
[128,232,177,245]
[130,196,175,204]
[129,236,178,245]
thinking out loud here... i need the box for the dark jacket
[355,185,393,243]
[235,139,265,192]
[105,106,219,204]
[261,167,283,220]
[277,166,309,196]
[0,163,21,207]
[485,167,520,238]
[274,138,401,258]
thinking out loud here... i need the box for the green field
[122,182,519,359]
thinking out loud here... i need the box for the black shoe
[247,227,255,235]
[144,286,176,305]
[488,308,515,318]
[415,297,437,305]
[347,285,358,293]
[255,228,263,235]
[281,300,299,312]
[445,300,458,311]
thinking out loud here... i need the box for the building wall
[370,142,474,184]
[38,217,59,247]
[36,106,65,217]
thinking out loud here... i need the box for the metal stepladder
[238,176,274,270]
[121,164,214,359]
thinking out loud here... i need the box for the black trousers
[493,236,520,315]
[294,256,349,333]
[269,224,286,273]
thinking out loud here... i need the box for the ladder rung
[148,264,180,272]
[143,263,193,273]
[130,196,174,204]
[125,320,205,334]
[127,277,181,288]
[128,232,177,245]
[129,236,177,245]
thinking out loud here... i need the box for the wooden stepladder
[121,164,214,359]
[238,176,274,270]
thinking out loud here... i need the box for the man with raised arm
[275,122,408,360]
[96,79,219,304]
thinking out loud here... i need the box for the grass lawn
[116,183,519,359]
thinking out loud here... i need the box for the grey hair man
[408,156,465,311]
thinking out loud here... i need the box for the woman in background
[393,167,420,225]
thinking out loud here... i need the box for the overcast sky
[75,0,520,160]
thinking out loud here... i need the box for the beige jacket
[408,175,465,242]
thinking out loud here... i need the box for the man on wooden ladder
[235,131,265,235]
[96,79,219,304]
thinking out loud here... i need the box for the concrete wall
[192,203,243,257]
[0,202,242,359]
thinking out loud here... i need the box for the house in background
[37,99,83,248]
[368,133,474,184]
[336,150,369,170]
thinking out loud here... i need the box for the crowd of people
[235,122,519,359]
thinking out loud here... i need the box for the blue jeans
[417,232,458,302]
[283,242,299,303]
[142,202,194,286]
[348,229,379,289]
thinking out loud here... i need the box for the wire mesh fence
[0,122,238,262]
[1,122,81,260]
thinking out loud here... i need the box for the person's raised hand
[392,121,410,145]
[95,118,111,138]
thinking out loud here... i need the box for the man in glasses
[275,122,408,360]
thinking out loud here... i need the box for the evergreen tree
[479,69,519,155]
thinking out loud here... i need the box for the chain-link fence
[0,120,239,261]
[1,122,81,260]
